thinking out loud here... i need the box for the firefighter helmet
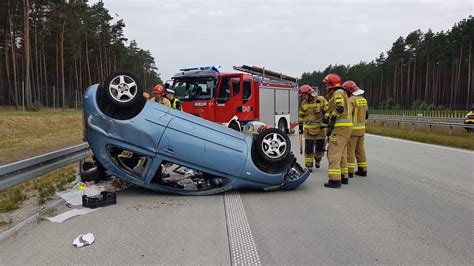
[323,73,341,89]
[342,80,359,94]
[152,84,165,94]
[299,84,314,95]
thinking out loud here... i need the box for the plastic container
[82,191,116,209]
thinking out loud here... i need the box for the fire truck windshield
[172,77,216,101]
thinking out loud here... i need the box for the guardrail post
[429,125,432,133]
[384,120,387,128]
[397,122,400,128]
[449,126,453,136]
[411,123,414,131]
[79,159,84,173]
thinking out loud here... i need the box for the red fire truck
[170,65,300,133]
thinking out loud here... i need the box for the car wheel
[278,118,287,133]
[255,128,291,163]
[103,71,143,108]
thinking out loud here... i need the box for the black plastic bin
[82,191,116,209]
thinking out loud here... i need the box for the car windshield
[172,77,216,101]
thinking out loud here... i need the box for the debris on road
[72,233,95,248]
[82,191,116,209]
[46,208,100,223]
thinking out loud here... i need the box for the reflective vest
[171,98,182,111]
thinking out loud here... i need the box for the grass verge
[0,107,83,165]
[0,165,77,213]
[366,121,474,150]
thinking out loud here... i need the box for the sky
[97,0,473,81]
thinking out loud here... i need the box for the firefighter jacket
[325,87,353,138]
[299,96,329,139]
[349,95,368,137]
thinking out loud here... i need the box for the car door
[214,75,243,123]
[156,111,248,176]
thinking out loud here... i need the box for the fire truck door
[215,76,243,123]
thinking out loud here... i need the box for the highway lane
[1,134,473,264]
[241,134,473,264]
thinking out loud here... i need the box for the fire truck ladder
[233,65,298,86]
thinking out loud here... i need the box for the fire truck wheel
[103,71,143,108]
[278,118,288,133]
[255,128,291,163]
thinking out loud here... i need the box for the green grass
[0,165,77,213]
[367,121,474,150]
[0,107,83,165]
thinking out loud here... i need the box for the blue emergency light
[179,65,221,72]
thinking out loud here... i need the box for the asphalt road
[1,134,473,265]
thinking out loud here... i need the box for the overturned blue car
[83,72,309,195]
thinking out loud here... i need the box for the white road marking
[367,134,474,155]
[224,191,261,265]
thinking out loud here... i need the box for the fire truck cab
[170,65,299,132]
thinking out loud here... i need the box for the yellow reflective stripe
[341,168,348,174]
[334,122,353,127]
[303,103,318,108]
[328,168,341,174]
[354,105,359,125]
[352,125,366,129]
[347,163,356,167]
[304,125,321,129]
[299,111,305,115]
[356,98,367,106]
[358,162,368,167]
[304,158,313,163]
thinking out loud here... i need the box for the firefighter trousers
[347,135,367,173]
[304,139,325,168]
[327,133,349,181]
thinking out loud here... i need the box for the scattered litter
[56,186,102,206]
[47,208,100,223]
[56,177,129,206]
[72,233,95,248]
[82,191,116,209]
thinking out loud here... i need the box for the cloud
[98,0,473,80]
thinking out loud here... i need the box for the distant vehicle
[170,65,300,133]
[82,71,310,195]
[464,110,474,132]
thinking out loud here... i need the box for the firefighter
[165,88,183,111]
[144,84,171,108]
[322,73,353,188]
[298,84,329,171]
[343,80,368,177]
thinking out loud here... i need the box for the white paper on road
[47,208,100,223]
[72,233,95,248]
[56,186,102,206]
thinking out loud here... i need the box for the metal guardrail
[0,143,91,191]
[368,118,474,135]
[371,114,465,123]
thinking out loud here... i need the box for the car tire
[255,128,291,163]
[278,118,287,134]
[103,71,143,108]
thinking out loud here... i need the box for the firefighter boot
[315,161,321,168]
[349,173,354,178]
[324,179,342,188]
[355,167,367,176]
[341,175,349,185]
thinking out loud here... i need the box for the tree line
[300,17,473,110]
[0,0,162,110]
